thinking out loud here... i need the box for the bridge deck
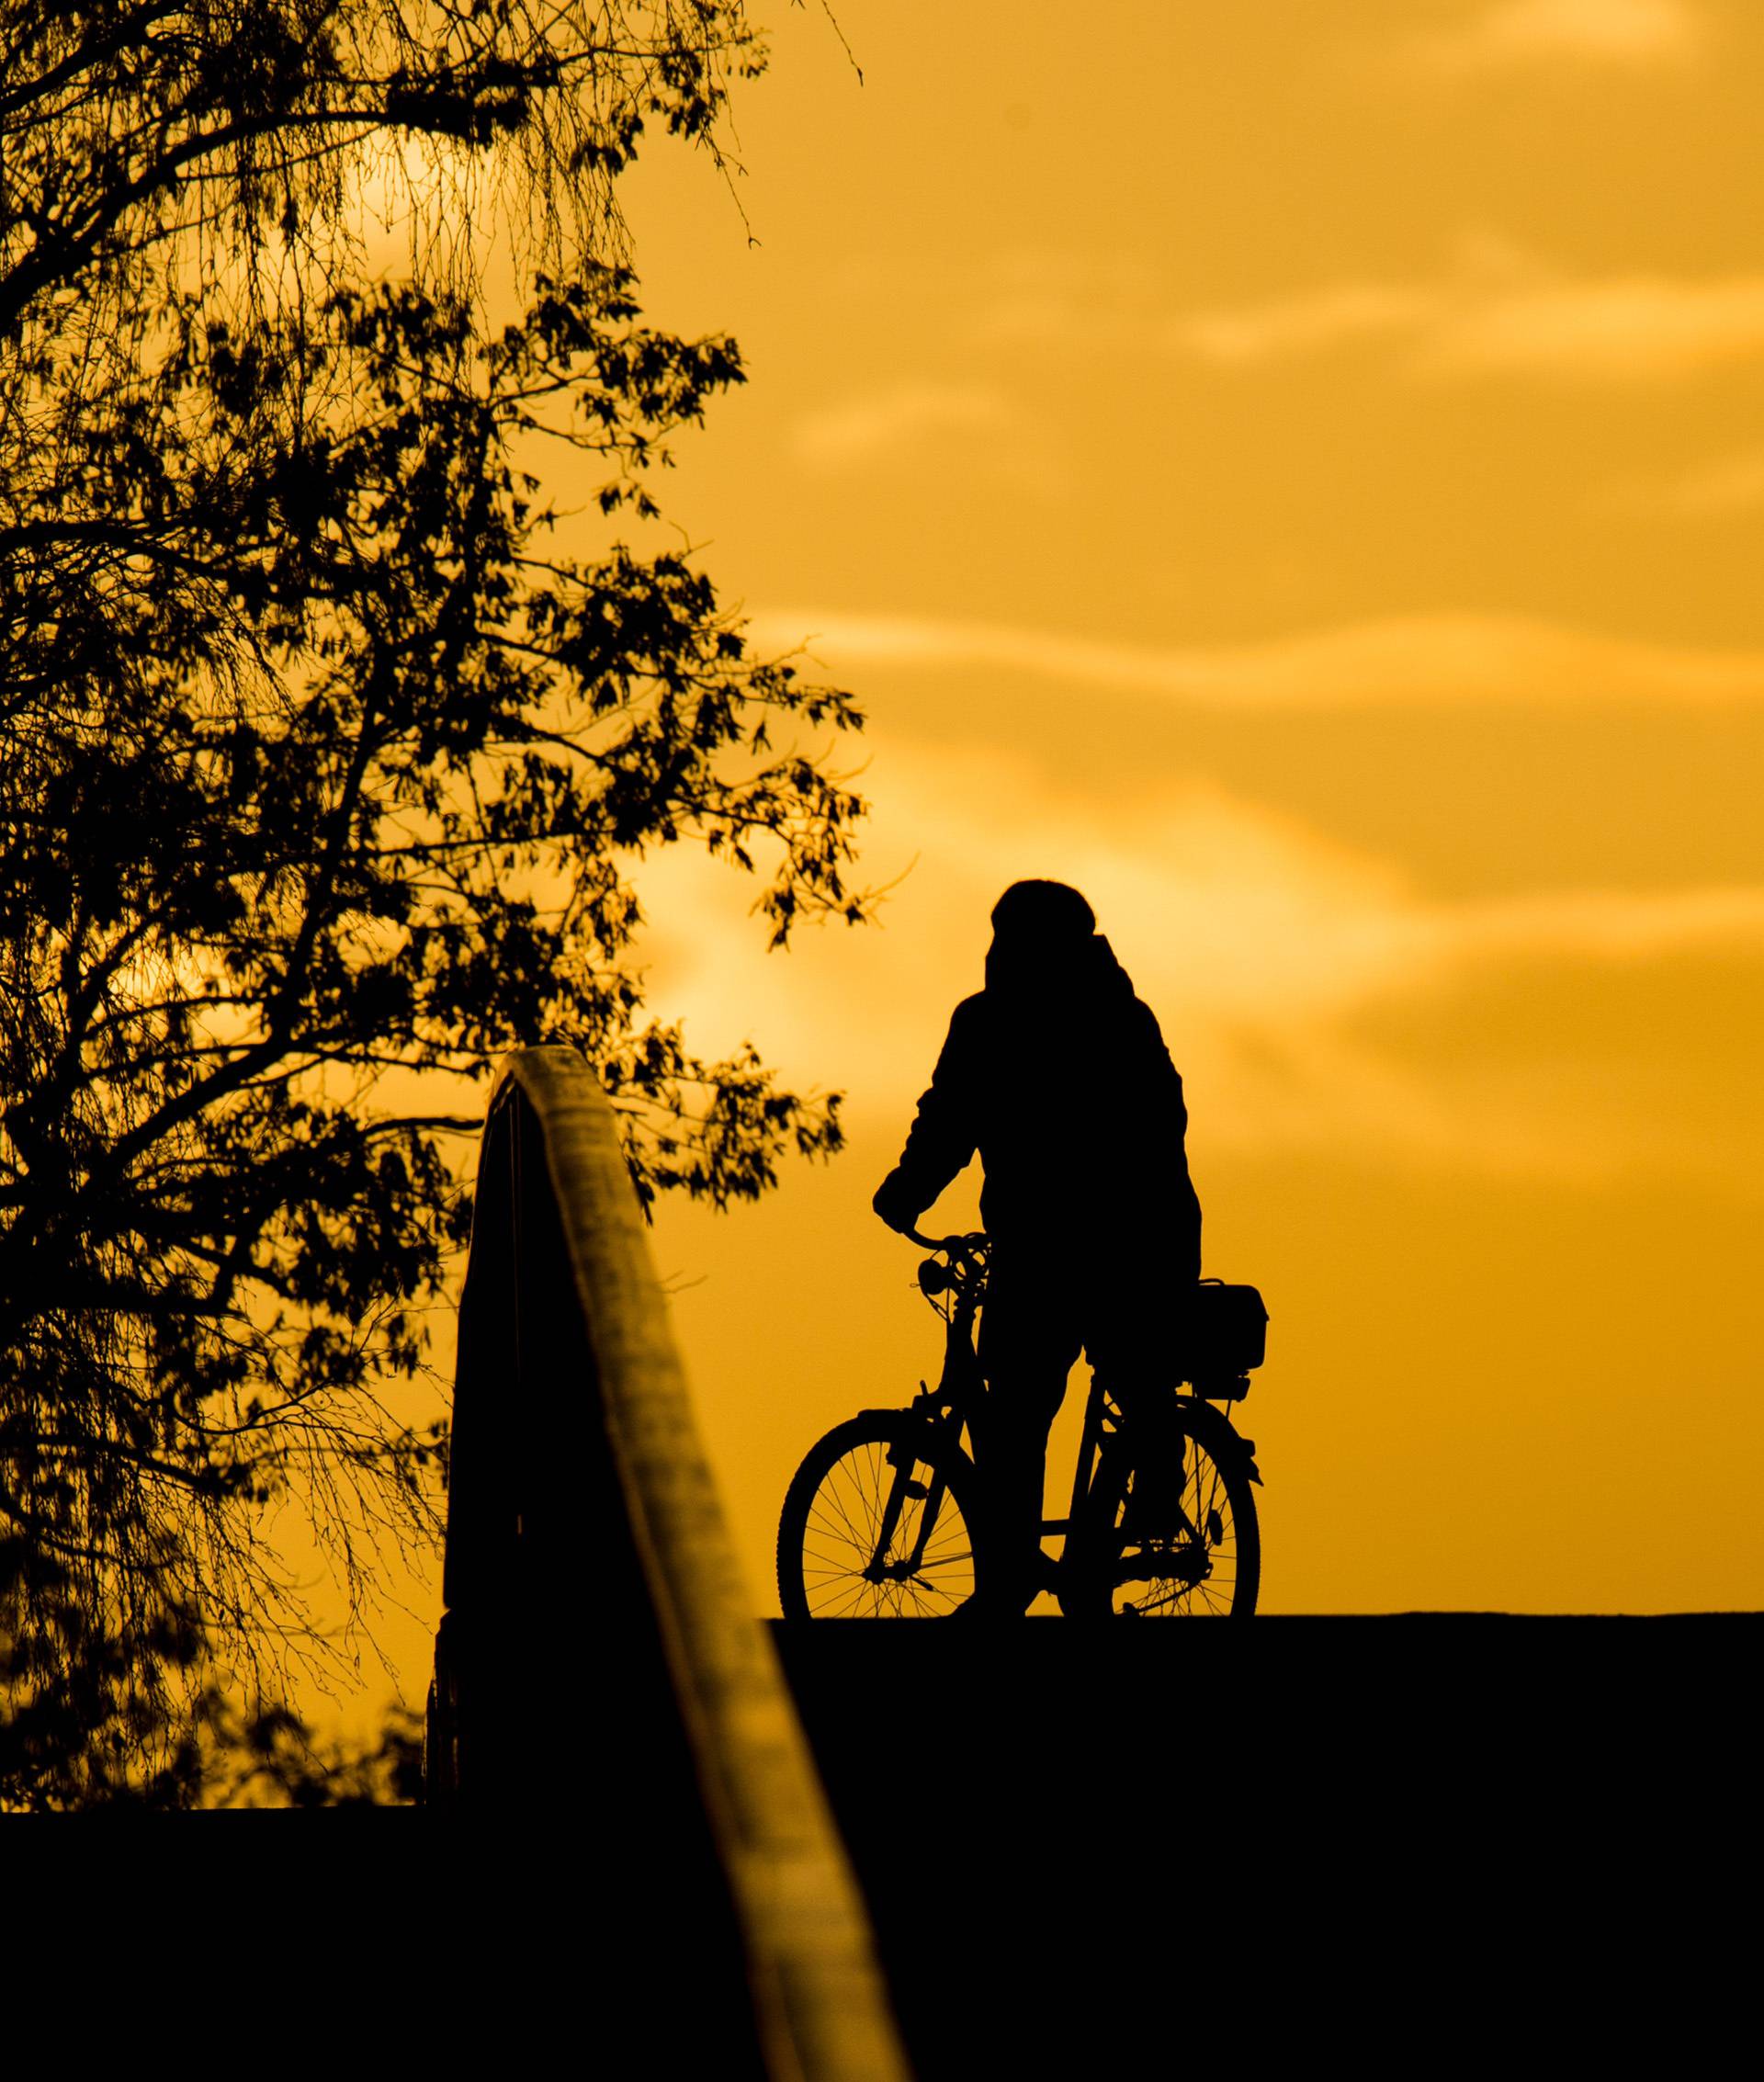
[424,1054,1747,2074]
[770,1616,1758,2076]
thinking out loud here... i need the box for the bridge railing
[425,1045,909,2081]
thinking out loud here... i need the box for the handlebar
[904,1226,988,1255]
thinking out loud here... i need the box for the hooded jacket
[876,934,1202,1275]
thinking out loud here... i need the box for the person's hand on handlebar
[870,1167,922,1237]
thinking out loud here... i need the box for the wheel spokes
[799,1438,977,1615]
[1111,1428,1245,1617]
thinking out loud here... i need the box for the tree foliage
[0,2,868,1803]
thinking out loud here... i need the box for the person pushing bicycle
[871,878,1204,1617]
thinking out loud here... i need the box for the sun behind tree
[0,0,869,1804]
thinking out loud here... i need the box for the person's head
[985,879,1097,995]
[990,879,1095,947]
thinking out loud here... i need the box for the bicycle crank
[1114,1542,1210,1590]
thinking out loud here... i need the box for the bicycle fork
[865,1310,982,1585]
[865,1418,958,1583]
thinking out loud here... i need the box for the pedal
[1115,1542,1208,1589]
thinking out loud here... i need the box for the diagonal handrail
[425,1046,910,2082]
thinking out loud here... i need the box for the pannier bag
[1184,1279,1269,1390]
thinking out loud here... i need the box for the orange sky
[330,3,1764,1735]
[616,0,1764,1620]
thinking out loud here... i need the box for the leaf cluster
[0,0,869,1793]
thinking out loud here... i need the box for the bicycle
[776,1228,1265,1620]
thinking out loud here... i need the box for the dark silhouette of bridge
[424,1048,1757,2078]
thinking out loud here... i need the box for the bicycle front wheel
[1065,1400,1261,1619]
[776,1412,985,1620]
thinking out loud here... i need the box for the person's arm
[872,998,983,1232]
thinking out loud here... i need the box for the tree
[0,2,868,1803]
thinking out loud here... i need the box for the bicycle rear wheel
[1064,1400,1261,1618]
[776,1412,985,1620]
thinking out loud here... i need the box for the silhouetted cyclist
[872,879,1204,1616]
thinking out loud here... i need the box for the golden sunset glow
[335,1,1764,1720]
[597,0,1764,1624]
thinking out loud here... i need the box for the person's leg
[1086,1284,1186,1541]
[973,1251,1081,1612]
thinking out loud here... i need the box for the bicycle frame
[878,1239,1141,1594]
[1046,1379,1209,1590]
[863,1230,1259,1602]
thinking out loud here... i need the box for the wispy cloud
[978,238,1764,387]
[791,382,1018,470]
[1165,247,1764,384]
[1425,274,1764,380]
[1666,443,1764,512]
[1166,282,1430,363]
[635,752,1764,1182]
[1602,442,1764,520]
[749,606,1764,708]
[1413,0,1704,74]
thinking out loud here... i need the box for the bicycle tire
[1061,1398,1261,1619]
[776,1411,986,1620]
